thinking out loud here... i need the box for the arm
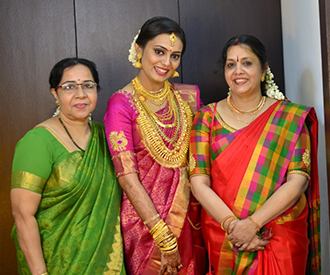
[227,174,308,251]
[190,175,233,223]
[11,188,47,275]
[105,93,181,274]
[228,124,311,250]
[190,175,269,251]
[119,172,181,274]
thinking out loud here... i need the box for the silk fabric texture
[190,101,320,274]
[11,122,126,274]
[104,83,205,275]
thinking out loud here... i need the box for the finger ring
[236,243,241,247]
[177,264,183,269]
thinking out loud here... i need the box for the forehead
[62,64,93,80]
[146,33,183,51]
[226,44,257,60]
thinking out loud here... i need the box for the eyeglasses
[57,81,97,94]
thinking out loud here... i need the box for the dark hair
[49,57,100,91]
[222,35,268,93]
[136,16,186,54]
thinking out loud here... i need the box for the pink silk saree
[104,83,205,275]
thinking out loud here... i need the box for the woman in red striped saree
[189,35,320,274]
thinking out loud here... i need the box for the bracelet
[150,219,178,255]
[40,273,48,275]
[220,215,237,231]
[143,214,160,225]
[224,217,238,232]
[247,216,261,232]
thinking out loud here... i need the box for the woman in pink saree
[104,17,205,275]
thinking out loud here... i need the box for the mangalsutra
[58,117,86,152]
[227,95,266,115]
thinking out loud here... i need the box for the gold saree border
[11,171,46,194]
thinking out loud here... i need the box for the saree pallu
[201,101,320,274]
[11,122,126,274]
[104,84,205,275]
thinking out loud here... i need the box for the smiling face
[135,33,183,90]
[51,64,97,122]
[224,44,266,97]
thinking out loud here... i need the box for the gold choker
[227,95,266,115]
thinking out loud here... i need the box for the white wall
[281,0,329,273]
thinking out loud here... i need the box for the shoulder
[172,82,199,91]
[278,100,312,113]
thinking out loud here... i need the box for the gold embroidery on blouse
[302,149,311,168]
[287,170,310,181]
[109,131,128,151]
[189,152,197,172]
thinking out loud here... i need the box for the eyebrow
[61,80,94,84]
[155,45,182,54]
[226,56,252,61]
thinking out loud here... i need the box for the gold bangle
[220,215,237,231]
[40,273,48,275]
[224,217,238,232]
[247,216,261,231]
[143,214,160,225]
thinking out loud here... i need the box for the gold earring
[171,71,180,78]
[55,100,59,105]
[261,75,265,82]
[134,54,142,69]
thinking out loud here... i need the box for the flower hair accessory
[264,67,285,100]
[128,30,141,67]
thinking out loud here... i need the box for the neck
[137,72,165,91]
[58,115,90,134]
[229,93,263,111]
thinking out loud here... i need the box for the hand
[238,234,269,252]
[159,250,182,275]
[226,219,258,248]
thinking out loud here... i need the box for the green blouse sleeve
[287,123,311,180]
[11,128,53,193]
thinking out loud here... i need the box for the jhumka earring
[134,54,142,69]
[261,75,265,82]
[171,71,180,78]
[53,100,60,117]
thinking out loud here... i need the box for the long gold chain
[132,84,193,168]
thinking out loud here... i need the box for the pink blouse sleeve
[104,91,139,177]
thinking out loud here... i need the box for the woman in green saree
[10,58,126,275]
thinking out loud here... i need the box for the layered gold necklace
[132,76,193,168]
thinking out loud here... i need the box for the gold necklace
[133,86,193,168]
[132,76,171,102]
[230,110,258,125]
[227,95,266,115]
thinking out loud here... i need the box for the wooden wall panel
[180,0,284,104]
[0,1,76,273]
